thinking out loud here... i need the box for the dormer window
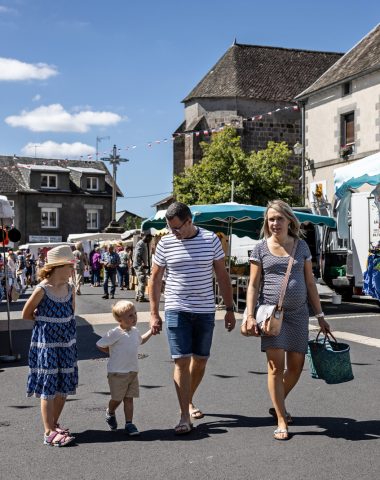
[86,176,99,191]
[41,174,57,189]
[342,81,352,96]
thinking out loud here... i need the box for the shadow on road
[70,413,379,444]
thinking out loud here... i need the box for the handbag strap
[277,239,299,309]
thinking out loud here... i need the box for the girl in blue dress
[22,245,78,447]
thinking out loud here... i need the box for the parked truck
[321,191,380,300]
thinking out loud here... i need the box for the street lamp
[293,141,304,205]
[101,145,128,227]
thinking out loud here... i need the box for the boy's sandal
[44,431,75,447]
[269,407,293,425]
[174,422,193,435]
[273,428,289,441]
[54,423,70,434]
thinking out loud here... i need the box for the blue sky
[0,1,379,218]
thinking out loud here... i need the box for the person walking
[117,245,130,290]
[16,249,27,293]
[91,246,102,287]
[133,233,152,302]
[22,245,77,447]
[96,300,153,435]
[101,244,120,299]
[72,242,88,295]
[245,200,330,441]
[149,201,236,435]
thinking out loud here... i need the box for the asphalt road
[0,284,379,480]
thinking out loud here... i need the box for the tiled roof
[0,155,121,195]
[183,43,343,103]
[297,23,380,99]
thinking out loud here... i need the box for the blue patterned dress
[27,283,78,399]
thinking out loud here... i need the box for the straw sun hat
[46,245,75,267]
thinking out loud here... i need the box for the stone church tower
[173,42,343,191]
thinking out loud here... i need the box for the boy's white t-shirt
[96,326,142,373]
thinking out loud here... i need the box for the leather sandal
[174,422,193,435]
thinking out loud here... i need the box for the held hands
[150,314,162,335]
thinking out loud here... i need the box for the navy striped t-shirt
[154,227,225,312]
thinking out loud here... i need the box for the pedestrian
[89,244,98,286]
[96,300,153,435]
[36,251,46,278]
[16,249,27,292]
[72,242,88,295]
[22,245,77,447]
[149,201,236,435]
[101,244,120,299]
[25,252,34,286]
[117,245,131,290]
[133,233,152,302]
[245,199,330,441]
[91,246,102,287]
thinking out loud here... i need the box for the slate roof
[183,42,343,103]
[296,23,380,99]
[0,155,122,195]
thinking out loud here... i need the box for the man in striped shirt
[149,202,236,435]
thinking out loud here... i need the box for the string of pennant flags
[10,103,300,163]
[86,104,299,159]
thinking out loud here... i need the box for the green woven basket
[308,332,354,384]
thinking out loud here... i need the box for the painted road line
[309,321,380,348]
[331,331,380,348]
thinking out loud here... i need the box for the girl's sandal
[44,430,75,447]
[54,423,70,434]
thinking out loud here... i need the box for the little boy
[96,300,152,435]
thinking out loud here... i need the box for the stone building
[295,23,380,207]
[0,155,122,244]
[173,42,343,193]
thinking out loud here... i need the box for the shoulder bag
[241,239,298,337]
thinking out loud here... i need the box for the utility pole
[101,145,129,228]
[96,135,110,160]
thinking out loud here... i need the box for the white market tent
[67,232,123,243]
[18,242,71,258]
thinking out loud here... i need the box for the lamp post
[101,145,128,228]
[293,141,304,205]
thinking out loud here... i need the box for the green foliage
[173,127,300,206]
[122,216,142,230]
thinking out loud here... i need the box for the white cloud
[32,94,41,102]
[21,141,95,159]
[0,57,58,81]
[5,103,123,132]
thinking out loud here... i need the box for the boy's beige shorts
[107,372,139,401]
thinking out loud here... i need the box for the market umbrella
[142,202,336,238]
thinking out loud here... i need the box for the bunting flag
[13,103,300,161]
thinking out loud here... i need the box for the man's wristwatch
[225,306,236,312]
[315,312,325,319]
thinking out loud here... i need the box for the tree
[173,126,300,206]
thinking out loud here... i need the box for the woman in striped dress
[22,245,78,447]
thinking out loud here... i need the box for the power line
[124,191,172,199]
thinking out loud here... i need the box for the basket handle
[316,329,337,345]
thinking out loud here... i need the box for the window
[41,208,58,228]
[342,81,352,96]
[87,209,99,230]
[41,174,57,189]
[341,111,355,150]
[86,177,99,191]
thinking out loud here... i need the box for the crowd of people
[9,199,331,446]
[0,240,142,303]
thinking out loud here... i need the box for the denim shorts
[165,310,215,359]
